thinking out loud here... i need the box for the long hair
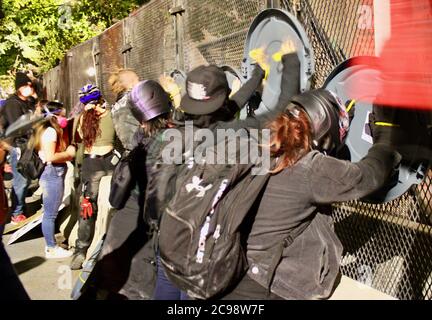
[141,113,173,138]
[81,108,102,151]
[268,105,313,174]
[29,117,66,152]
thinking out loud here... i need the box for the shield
[324,56,429,203]
[241,8,315,119]
[4,113,44,139]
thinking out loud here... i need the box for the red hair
[268,106,313,173]
[82,109,101,151]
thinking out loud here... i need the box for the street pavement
[2,228,80,300]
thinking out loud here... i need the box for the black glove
[251,63,266,80]
[277,53,301,110]
[368,103,400,145]
[345,99,356,125]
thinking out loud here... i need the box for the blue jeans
[153,254,189,300]
[10,147,29,216]
[40,164,66,248]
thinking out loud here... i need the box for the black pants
[75,153,116,254]
[221,274,283,300]
[83,193,157,300]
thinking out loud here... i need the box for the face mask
[19,86,33,98]
[56,116,68,129]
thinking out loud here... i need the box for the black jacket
[1,94,34,129]
[245,143,401,299]
[0,94,35,145]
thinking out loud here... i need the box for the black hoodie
[1,94,34,129]
[0,94,35,145]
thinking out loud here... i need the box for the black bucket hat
[180,65,229,115]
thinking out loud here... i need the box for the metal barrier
[43,0,432,300]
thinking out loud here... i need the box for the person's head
[78,84,106,150]
[268,106,313,174]
[290,89,350,155]
[30,101,67,152]
[15,72,34,100]
[78,84,105,110]
[40,101,68,129]
[180,65,231,118]
[129,80,172,137]
[268,89,350,173]
[109,69,140,96]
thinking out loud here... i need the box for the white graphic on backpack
[186,176,213,198]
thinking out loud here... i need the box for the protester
[109,69,141,151]
[70,84,119,270]
[28,101,76,259]
[220,89,401,300]
[0,72,37,224]
[81,80,173,300]
[144,61,270,300]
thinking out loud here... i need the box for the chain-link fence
[43,0,432,300]
[182,0,267,72]
[281,0,375,87]
[125,0,177,83]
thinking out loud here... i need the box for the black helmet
[289,89,350,155]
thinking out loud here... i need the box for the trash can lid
[324,56,428,203]
[241,8,314,119]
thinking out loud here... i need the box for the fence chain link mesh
[182,0,267,72]
[43,0,432,300]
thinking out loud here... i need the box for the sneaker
[70,252,86,270]
[45,246,73,259]
[11,214,27,225]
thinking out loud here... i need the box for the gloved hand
[251,63,266,80]
[80,197,93,220]
[369,103,401,145]
[249,47,270,80]
[345,99,356,125]
[272,40,296,62]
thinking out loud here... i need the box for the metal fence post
[170,0,186,71]
[267,0,281,8]
[92,38,101,88]
[121,18,132,68]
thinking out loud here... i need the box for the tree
[0,0,145,89]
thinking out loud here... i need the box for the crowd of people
[0,44,402,300]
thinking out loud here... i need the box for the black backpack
[109,146,146,210]
[17,145,45,180]
[154,125,271,299]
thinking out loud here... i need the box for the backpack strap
[265,214,315,289]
